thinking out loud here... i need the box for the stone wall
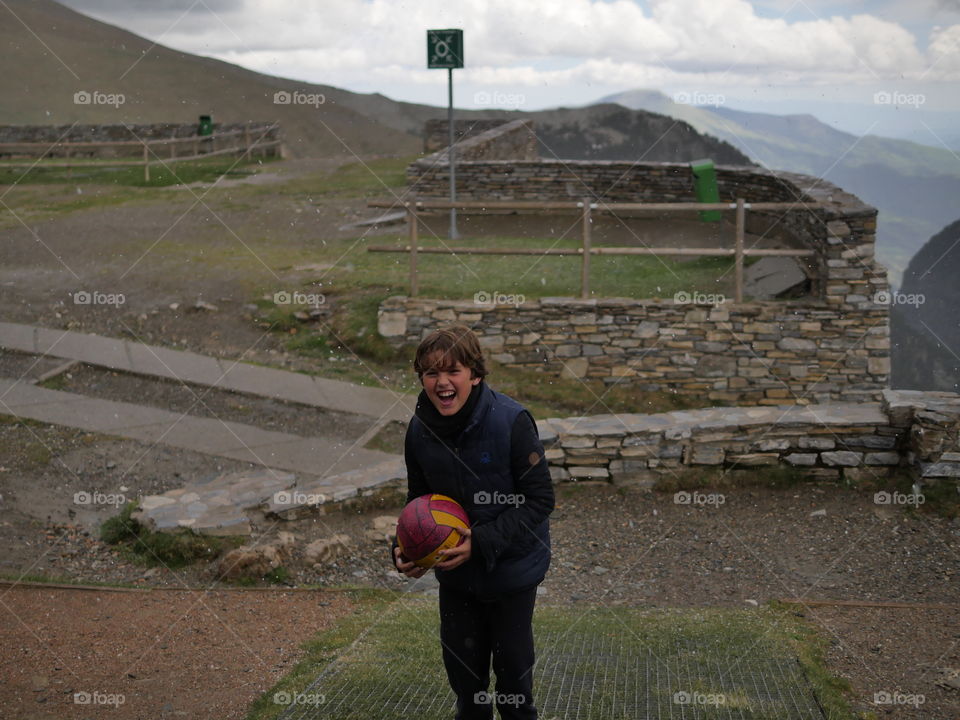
[419,119,538,165]
[424,119,519,154]
[379,289,887,404]
[0,123,283,159]
[388,125,889,404]
[533,390,960,490]
[407,157,809,203]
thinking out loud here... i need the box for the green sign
[427,29,463,69]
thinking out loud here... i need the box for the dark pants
[439,584,539,720]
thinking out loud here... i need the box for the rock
[821,451,862,467]
[744,599,758,607]
[304,534,352,565]
[276,531,298,546]
[688,445,725,465]
[745,256,807,299]
[218,543,289,581]
[377,310,407,337]
[809,509,827,518]
[372,515,398,532]
[193,300,219,312]
[935,667,960,691]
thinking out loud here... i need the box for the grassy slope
[0,0,421,158]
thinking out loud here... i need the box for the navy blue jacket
[403,383,553,599]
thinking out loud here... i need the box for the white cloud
[65,0,960,93]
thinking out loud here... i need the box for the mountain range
[600,90,960,285]
[3,0,956,291]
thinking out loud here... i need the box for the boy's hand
[394,546,427,578]
[434,528,471,570]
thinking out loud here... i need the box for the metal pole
[581,199,592,298]
[408,203,419,297]
[448,67,458,240]
[735,197,745,303]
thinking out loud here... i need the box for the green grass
[244,588,397,720]
[100,502,244,568]
[299,156,413,198]
[245,598,855,720]
[357,234,736,302]
[0,155,271,188]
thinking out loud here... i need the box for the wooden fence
[367,198,819,301]
[0,123,281,182]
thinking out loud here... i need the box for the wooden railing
[367,198,818,301]
[0,123,281,182]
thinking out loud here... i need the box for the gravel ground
[0,586,354,720]
[2,417,958,717]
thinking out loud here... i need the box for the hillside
[0,0,424,157]
[891,218,960,393]
[1,1,752,170]
[602,89,960,284]
[526,104,750,164]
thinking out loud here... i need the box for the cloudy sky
[58,0,960,140]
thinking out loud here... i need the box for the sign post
[427,29,463,240]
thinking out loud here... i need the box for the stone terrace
[536,389,960,489]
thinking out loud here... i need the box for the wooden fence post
[735,197,745,303]
[143,143,150,183]
[408,203,419,297]
[580,198,592,299]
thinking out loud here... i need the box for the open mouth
[436,389,457,408]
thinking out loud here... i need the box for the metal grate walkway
[277,603,826,720]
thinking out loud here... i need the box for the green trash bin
[198,115,214,136]
[690,159,722,222]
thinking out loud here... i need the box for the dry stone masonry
[535,389,960,489]
[385,120,889,405]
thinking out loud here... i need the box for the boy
[393,324,554,720]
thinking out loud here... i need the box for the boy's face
[420,354,481,416]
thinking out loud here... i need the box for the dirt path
[0,586,353,720]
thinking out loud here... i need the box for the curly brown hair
[413,324,488,380]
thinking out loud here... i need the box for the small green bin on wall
[198,115,214,136]
[690,159,722,222]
